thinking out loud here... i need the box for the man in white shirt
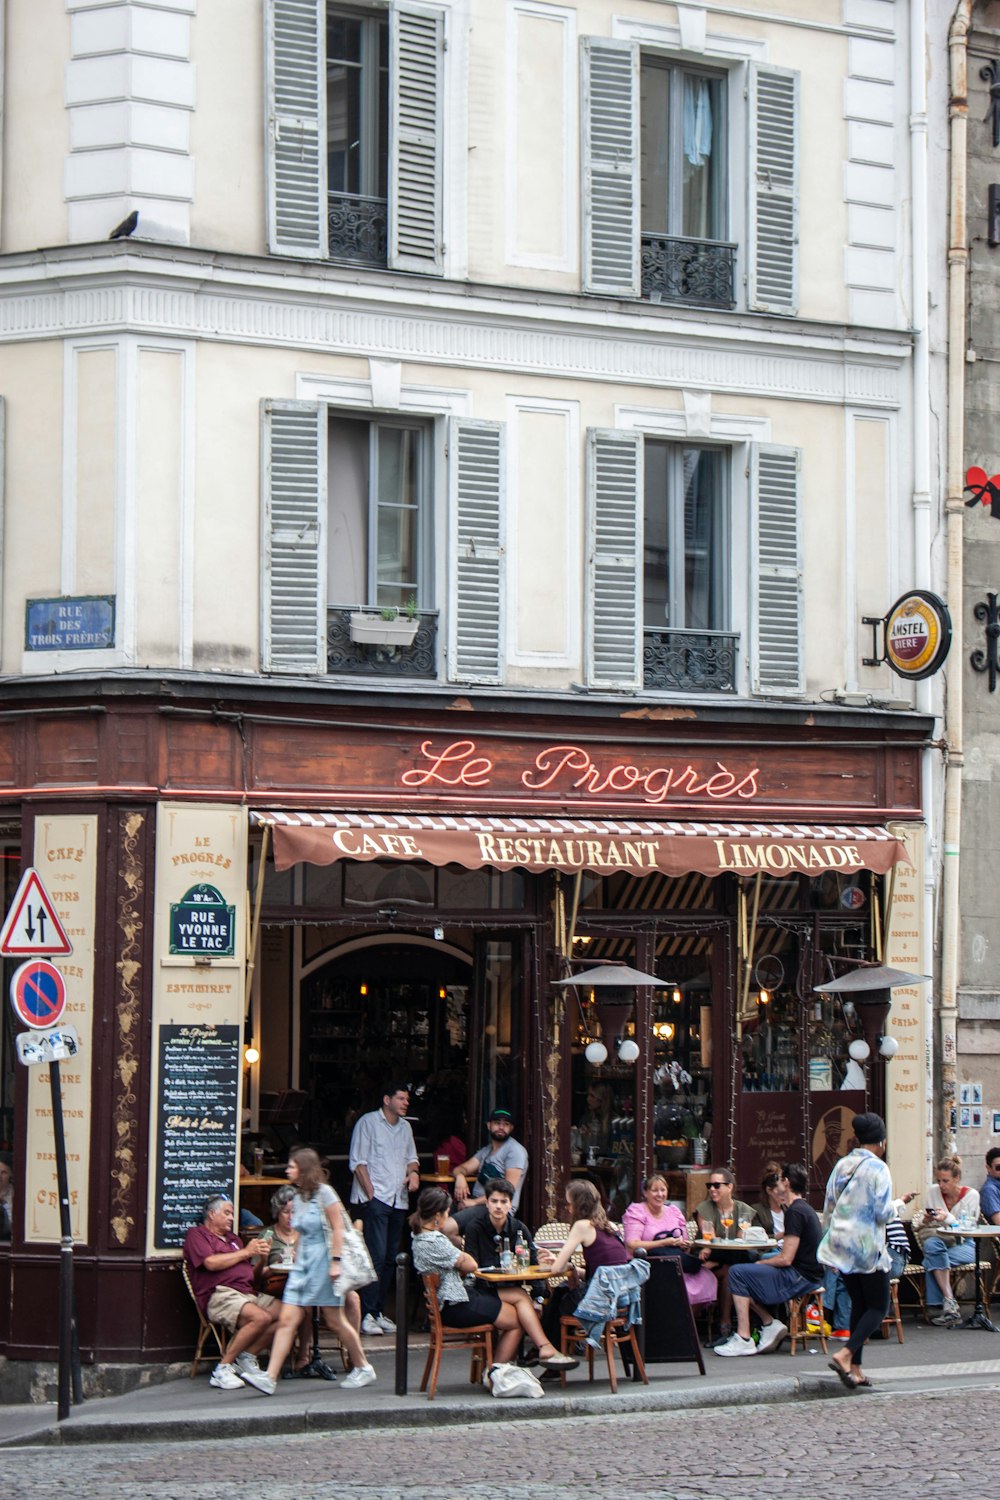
[349,1083,419,1336]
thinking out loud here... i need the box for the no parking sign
[10,958,67,1030]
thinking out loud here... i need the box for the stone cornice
[0,243,911,408]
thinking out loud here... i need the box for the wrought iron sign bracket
[971,591,1000,692]
[862,616,885,668]
[983,61,1000,149]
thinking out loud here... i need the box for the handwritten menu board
[154,1024,240,1250]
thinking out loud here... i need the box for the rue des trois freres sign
[268,739,909,880]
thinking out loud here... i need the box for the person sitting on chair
[714,1163,823,1358]
[183,1193,280,1390]
[460,1179,538,1273]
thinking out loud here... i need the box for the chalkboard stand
[639,1256,706,1374]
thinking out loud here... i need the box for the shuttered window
[581,38,640,297]
[747,65,799,314]
[585,429,642,690]
[261,400,328,674]
[390,6,444,272]
[265,0,444,275]
[449,419,504,685]
[751,444,803,694]
[265,0,327,259]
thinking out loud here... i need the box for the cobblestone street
[9,1383,999,1500]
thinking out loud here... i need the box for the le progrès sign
[169,883,236,957]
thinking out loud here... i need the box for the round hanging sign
[884,590,951,680]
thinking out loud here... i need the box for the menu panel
[153,1023,240,1249]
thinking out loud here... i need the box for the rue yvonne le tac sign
[24,595,115,651]
[169,884,236,957]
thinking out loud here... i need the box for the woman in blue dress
[241,1147,374,1393]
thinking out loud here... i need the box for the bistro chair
[419,1272,494,1400]
[558,1302,648,1394]
[786,1288,827,1355]
[181,1260,229,1378]
[532,1220,583,1287]
[880,1278,904,1343]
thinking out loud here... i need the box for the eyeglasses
[707,1182,726,1189]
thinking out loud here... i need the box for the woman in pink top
[622,1173,717,1307]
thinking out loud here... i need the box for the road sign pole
[48,1059,79,1419]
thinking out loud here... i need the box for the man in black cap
[452,1108,529,1213]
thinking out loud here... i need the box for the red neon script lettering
[521,745,760,803]
[401,739,494,788]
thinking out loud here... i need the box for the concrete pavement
[3,1316,1000,1448]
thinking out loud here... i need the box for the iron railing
[643,628,738,692]
[327,192,388,267]
[326,607,437,678]
[641,234,736,308]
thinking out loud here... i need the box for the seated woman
[622,1172,717,1309]
[536,1179,636,1346]
[917,1153,981,1326]
[752,1168,787,1240]
[409,1187,576,1370]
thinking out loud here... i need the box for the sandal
[828,1358,860,1391]
[538,1352,579,1370]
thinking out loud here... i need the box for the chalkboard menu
[154,1023,240,1250]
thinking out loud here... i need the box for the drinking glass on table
[721,1212,734,1240]
[738,1216,752,1239]
[702,1223,715,1246]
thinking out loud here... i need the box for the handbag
[483,1362,545,1399]
[317,1190,378,1296]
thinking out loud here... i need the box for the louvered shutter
[390,3,444,274]
[751,444,803,695]
[585,429,642,690]
[581,37,640,298]
[261,400,327,674]
[449,419,504,684]
[265,0,327,259]
[747,65,798,314]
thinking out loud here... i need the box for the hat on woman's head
[852,1111,886,1146]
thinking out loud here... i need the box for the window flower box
[349,610,420,649]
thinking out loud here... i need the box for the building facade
[0,0,945,1372]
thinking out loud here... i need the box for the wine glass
[738,1216,752,1240]
[721,1212,734,1241]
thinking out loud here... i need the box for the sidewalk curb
[3,1374,839,1447]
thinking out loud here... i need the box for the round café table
[935,1223,1000,1331]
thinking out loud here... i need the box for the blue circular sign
[10,959,67,1030]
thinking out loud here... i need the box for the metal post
[394,1252,409,1394]
[49,1059,79,1419]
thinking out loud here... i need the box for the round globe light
[618,1038,640,1064]
[848,1039,870,1062]
[584,1041,608,1065]
[878,1034,899,1059]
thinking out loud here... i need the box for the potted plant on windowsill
[349,599,420,649]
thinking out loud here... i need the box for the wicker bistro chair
[419,1272,494,1400]
[532,1220,584,1288]
[786,1287,827,1356]
[181,1260,229,1378]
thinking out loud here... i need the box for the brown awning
[252,811,908,880]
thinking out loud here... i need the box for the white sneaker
[756,1319,788,1353]
[714,1332,758,1357]
[361,1314,383,1336]
[375,1313,396,1333]
[209,1363,244,1390]
[239,1368,276,1395]
[234,1351,261,1374]
[341,1364,377,1389]
[931,1299,961,1326]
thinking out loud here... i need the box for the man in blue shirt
[981,1147,1000,1224]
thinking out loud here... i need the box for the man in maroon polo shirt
[184,1194,280,1390]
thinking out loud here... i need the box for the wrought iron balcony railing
[643,628,738,693]
[641,234,736,308]
[327,606,437,678]
[327,192,388,267]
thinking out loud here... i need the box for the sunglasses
[707,1182,727,1189]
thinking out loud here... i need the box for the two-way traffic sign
[0,868,72,957]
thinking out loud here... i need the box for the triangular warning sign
[0,867,73,957]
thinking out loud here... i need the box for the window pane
[681,448,726,630]
[640,64,670,234]
[681,75,724,240]
[643,440,671,627]
[375,427,419,606]
[328,15,363,65]
[327,56,362,193]
[328,416,370,605]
